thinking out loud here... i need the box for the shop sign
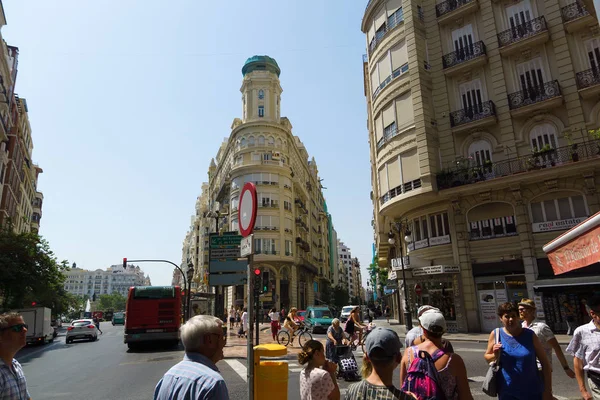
[411,265,460,276]
[547,223,600,275]
[532,217,587,233]
[429,234,451,246]
[391,256,410,271]
[388,270,397,280]
[414,238,429,250]
[386,280,398,289]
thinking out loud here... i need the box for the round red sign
[238,182,257,237]
[414,284,422,296]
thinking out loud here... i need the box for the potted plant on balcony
[589,128,600,155]
[564,132,579,162]
[483,159,493,174]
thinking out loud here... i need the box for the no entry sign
[238,183,257,237]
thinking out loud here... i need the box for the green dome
[242,55,281,77]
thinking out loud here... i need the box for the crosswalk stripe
[468,376,485,382]
[224,359,247,382]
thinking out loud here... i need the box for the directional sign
[241,235,253,257]
[209,273,247,286]
[210,248,241,260]
[210,235,243,247]
[239,183,257,237]
[209,232,246,279]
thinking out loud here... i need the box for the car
[296,310,306,322]
[340,305,358,323]
[304,306,334,334]
[66,319,98,344]
[112,312,125,325]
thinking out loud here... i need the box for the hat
[417,305,440,318]
[419,309,446,335]
[364,327,401,359]
[518,299,536,309]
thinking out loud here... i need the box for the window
[451,25,474,58]
[254,238,277,255]
[263,153,272,161]
[258,135,265,145]
[248,136,255,146]
[585,38,600,70]
[517,58,546,93]
[258,106,264,118]
[268,136,275,146]
[459,79,484,114]
[468,139,492,166]
[258,89,264,100]
[384,122,397,140]
[506,0,533,28]
[231,196,239,210]
[256,216,279,229]
[285,240,293,256]
[252,152,261,161]
[469,216,517,240]
[530,123,557,150]
[530,195,588,223]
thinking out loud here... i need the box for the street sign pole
[247,254,254,400]
[255,283,260,346]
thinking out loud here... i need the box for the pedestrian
[566,295,600,400]
[0,312,31,400]
[325,318,345,363]
[484,302,552,400]
[240,307,248,338]
[298,340,340,400]
[236,308,241,328]
[93,316,103,335]
[405,305,454,353]
[346,327,415,399]
[268,308,280,341]
[154,315,228,400]
[229,306,236,331]
[518,298,575,379]
[400,309,471,399]
[280,307,286,324]
[563,301,577,336]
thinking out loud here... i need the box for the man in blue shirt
[0,312,31,400]
[154,315,229,400]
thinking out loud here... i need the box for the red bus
[124,286,182,349]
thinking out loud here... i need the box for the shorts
[229,317,235,323]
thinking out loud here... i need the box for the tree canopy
[97,293,127,311]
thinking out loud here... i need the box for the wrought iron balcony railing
[372,63,409,100]
[576,68,600,90]
[442,41,486,69]
[379,179,422,206]
[561,0,590,22]
[507,80,561,110]
[436,141,600,190]
[450,100,496,128]
[436,0,476,18]
[497,16,547,48]
[368,8,404,54]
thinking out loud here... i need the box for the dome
[242,55,281,77]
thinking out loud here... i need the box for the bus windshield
[133,286,175,299]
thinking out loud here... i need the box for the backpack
[401,346,447,400]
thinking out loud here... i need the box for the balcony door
[459,79,484,115]
[585,38,600,71]
[506,0,533,30]
[451,25,474,60]
[517,58,546,99]
[468,139,492,166]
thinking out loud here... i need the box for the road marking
[224,359,247,382]
[289,367,303,372]
[468,376,485,382]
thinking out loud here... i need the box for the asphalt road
[16,324,582,399]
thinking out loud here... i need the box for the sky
[3,0,374,287]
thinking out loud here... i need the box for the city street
[15,321,582,399]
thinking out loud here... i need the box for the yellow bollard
[254,344,288,400]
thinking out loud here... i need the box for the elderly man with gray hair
[154,315,229,400]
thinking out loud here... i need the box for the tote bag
[482,328,502,397]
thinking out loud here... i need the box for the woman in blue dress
[325,318,345,363]
[484,302,553,400]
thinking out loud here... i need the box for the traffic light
[31,302,36,307]
[92,293,96,302]
[253,268,262,296]
[123,258,127,269]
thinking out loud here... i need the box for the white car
[66,319,98,344]
[340,305,358,323]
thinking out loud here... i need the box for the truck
[13,307,54,345]
[92,311,104,321]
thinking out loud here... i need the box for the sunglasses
[1,323,28,332]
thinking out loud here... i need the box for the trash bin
[254,343,288,400]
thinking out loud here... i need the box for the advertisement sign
[411,265,460,276]
[429,234,451,246]
[479,288,508,332]
[414,238,429,250]
[547,223,600,275]
[532,217,586,233]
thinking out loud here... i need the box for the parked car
[340,305,358,323]
[66,319,99,344]
[112,312,125,325]
[304,306,334,334]
[296,310,306,322]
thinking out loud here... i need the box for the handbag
[482,328,502,397]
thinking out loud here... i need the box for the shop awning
[543,211,600,275]
[534,276,600,289]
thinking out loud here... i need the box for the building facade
[63,264,151,298]
[190,56,333,316]
[362,0,600,332]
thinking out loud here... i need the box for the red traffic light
[123,258,127,269]
[254,268,261,276]
[31,302,36,306]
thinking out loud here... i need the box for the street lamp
[186,262,195,321]
[388,221,413,331]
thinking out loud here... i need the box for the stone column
[511,185,537,299]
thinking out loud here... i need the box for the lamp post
[388,221,413,331]
[186,262,195,321]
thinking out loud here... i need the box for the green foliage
[97,293,127,311]
[319,280,332,306]
[0,221,72,312]
[333,286,349,309]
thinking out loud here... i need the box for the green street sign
[210,234,243,247]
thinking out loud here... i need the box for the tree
[333,286,349,309]
[0,221,71,311]
[97,293,126,311]
[319,280,332,306]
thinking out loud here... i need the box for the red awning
[543,211,600,275]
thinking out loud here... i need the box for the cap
[417,305,440,318]
[518,298,536,309]
[364,327,401,359]
[419,309,446,335]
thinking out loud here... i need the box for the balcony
[368,9,405,55]
[436,0,479,25]
[561,1,595,32]
[442,41,487,76]
[372,63,409,100]
[507,80,562,117]
[379,179,422,207]
[497,16,549,56]
[450,100,497,132]
[436,141,600,190]
[576,68,600,98]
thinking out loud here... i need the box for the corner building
[362,0,600,332]
[208,56,332,314]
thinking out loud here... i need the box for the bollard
[253,343,288,400]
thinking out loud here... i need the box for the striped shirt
[345,380,415,400]
[153,353,229,400]
[0,358,30,400]
[566,320,600,373]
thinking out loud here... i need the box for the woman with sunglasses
[0,312,31,400]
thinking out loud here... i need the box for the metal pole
[255,290,260,346]
[399,243,413,331]
[247,254,255,400]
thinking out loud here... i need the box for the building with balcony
[63,264,150,299]
[362,0,600,333]
[185,56,334,315]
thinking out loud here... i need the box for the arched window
[248,136,255,146]
[276,138,282,148]
[258,89,264,100]
[240,137,247,147]
[530,123,557,150]
[258,135,265,145]
[468,139,492,166]
[268,136,275,146]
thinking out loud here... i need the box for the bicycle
[277,323,313,347]
[346,325,373,352]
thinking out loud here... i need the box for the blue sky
[3,0,374,287]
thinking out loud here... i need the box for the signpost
[208,233,246,286]
[239,183,257,400]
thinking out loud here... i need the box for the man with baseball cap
[404,305,454,353]
[345,327,415,399]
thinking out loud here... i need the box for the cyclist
[344,306,365,346]
[284,307,300,343]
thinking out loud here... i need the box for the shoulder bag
[482,328,502,397]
